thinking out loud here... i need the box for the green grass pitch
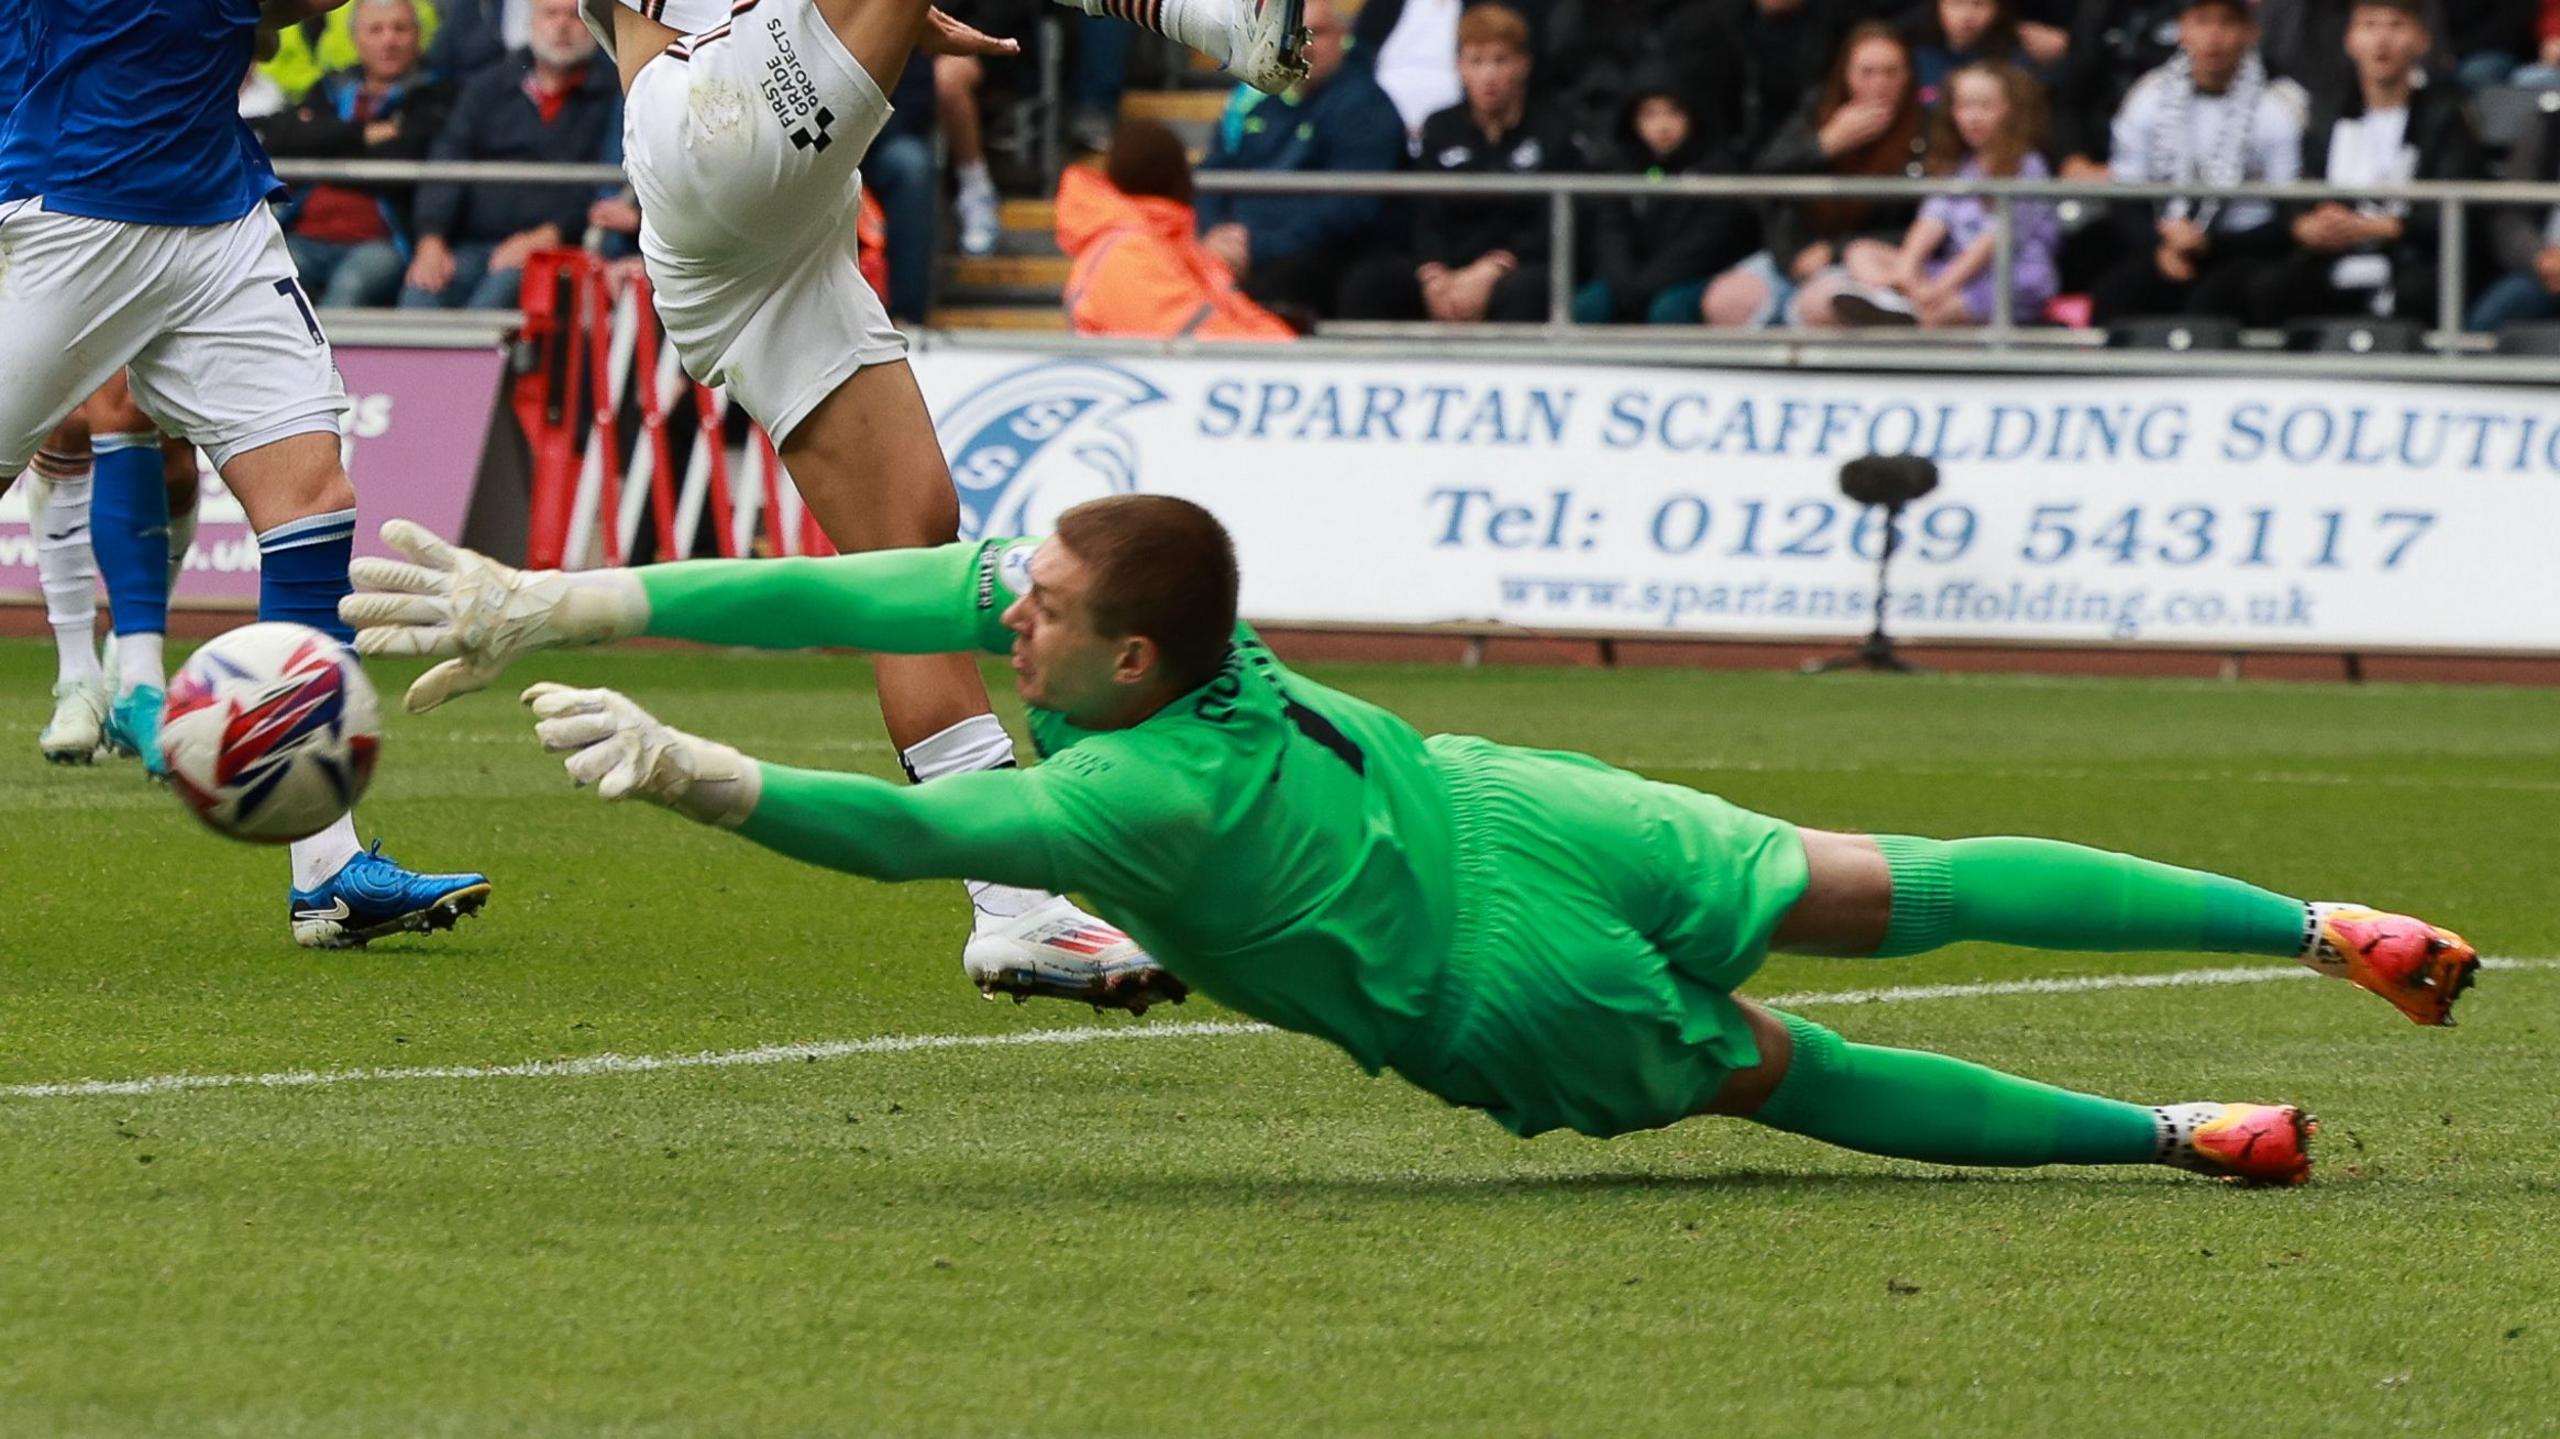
[3,639,2557,1438]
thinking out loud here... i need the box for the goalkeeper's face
[999,540,1161,726]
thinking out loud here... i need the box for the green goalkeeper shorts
[1395,736,1809,1140]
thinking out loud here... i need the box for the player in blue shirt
[0,0,489,946]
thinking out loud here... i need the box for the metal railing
[270,157,2560,357]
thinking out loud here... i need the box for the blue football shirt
[0,0,281,226]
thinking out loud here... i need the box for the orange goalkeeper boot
[2306,904,2480,1027]
[2161,1102,2317,1186]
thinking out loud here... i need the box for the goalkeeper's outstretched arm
[523,684,1200,902]
[344,521,1017,712]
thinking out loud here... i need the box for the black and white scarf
[2142,50,2269,229]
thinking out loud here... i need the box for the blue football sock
[90,434,170,638]
[257,507,357,644]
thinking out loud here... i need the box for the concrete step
[930,305,1067,332]
[947,254,1073,290]
[1000,199,1057,232]
[1121,89,1233,124]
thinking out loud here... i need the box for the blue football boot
[290,841,493,949]
[101,684,168,779]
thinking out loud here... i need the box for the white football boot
[39,676,109,764]
[1220,0,1310,95]
[962,896,1189,1015]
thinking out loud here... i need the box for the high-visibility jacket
[1055,165,1294,342]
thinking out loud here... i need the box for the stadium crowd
[247,0,2560,341]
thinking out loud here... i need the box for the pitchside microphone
[1803,454,1940,676]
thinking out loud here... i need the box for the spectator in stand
[2526,1,2560,88]
[1337,3,1583,323]
[2200,0,2480,329]
[937,0,1039,257]
[1360,0,1550,142]
[1699,0,1858,163]
[1835,59,2059,325]
[2440,0,2537,91]
[423,0,521,86]
[400,0,620,311]
[1903,0,2051,107]
[261,0,444,102]
[869,58,941,324]
[1573,65,1756,324]
[2472,82,2560,329]
[2086,0,2307,326]
[1056,120,1297,341]
[259,0,455,308]
[1195,0,1405,320]
[1069,20,1138,155]
[2053,1,2182,178]
[1700,22,1937,328]
[1545,0,1718,146]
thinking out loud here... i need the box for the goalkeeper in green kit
[343,498,2481,1185]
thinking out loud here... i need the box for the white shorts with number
[0,199,347,475]
[624,0,907,444]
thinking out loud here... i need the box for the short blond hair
[1456,3,1530,56]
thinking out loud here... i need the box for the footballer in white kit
[441,0,1304,1009]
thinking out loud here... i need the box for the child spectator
[1835,59,2059,325]
[1057,121,1297,341]
[1905,0,2041,107]
[1700,22,1937,328]
[1573,68,1755,324]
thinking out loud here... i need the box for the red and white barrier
[517,250,834,570]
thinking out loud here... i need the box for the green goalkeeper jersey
[638,541,1808,1139]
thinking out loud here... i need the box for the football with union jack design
[159,623,381,844]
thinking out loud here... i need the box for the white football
[160,622,381,844]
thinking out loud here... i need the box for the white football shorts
[0,199,348,475]
[623,0,907,444]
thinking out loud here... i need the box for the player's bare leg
[593,0,1179,1008]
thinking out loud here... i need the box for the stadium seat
[2287,317,2426,354]
[2492,320,2560,356]
[2106,317,2241,352]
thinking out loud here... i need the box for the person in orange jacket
[1055,121,1300,342]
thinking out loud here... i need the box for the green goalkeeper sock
[1750,1011,2166,1167]
[1871,834,2312,959]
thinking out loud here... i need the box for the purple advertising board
[0,345,503,606]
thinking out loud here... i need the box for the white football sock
[900,713,1048,924]
[115,632,166,697]
[28,459,103,686]
[956,158,995,198]
[2150,1102,2224,1171]
[1055,0,1230,65]
[2294,901,2350,978]
[290,815,364,892]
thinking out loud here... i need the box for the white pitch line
[4,959,2550,1102]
